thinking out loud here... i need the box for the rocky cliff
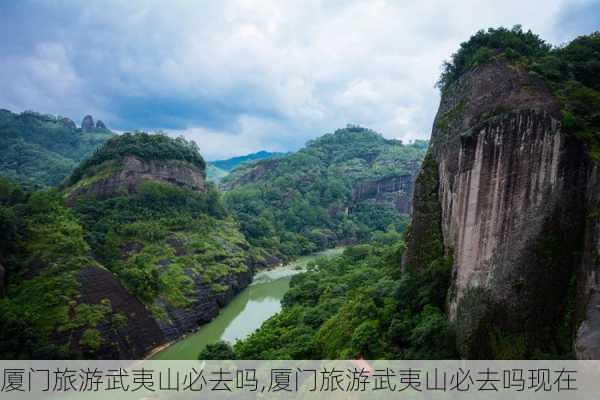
[351,167,419,214]
[0,132,257,359]
[61,134,256,358]
[404,60,596,358]
[66,155,206,205]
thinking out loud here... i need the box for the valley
[0,26,598,361]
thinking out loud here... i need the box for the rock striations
[404,61,597,358]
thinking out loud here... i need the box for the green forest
[0,110,114,189]
[0,26,598,361]
[222,126,427,260]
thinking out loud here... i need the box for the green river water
[152,247,345,360]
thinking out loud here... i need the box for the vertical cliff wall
[404,61,594,358]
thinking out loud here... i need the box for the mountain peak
[81,115,94,130]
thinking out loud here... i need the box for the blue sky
[0,0,598,159]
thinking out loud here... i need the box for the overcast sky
[0,0,598,159]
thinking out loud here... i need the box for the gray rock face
[405,61,594,357]
[575,165,600,359]
[81,115,94,131]
[351,171,418,214]
[95,120,106,129]
[67,156,206,204]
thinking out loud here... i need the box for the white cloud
[0,0,593,158]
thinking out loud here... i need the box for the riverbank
[150,247,345,360]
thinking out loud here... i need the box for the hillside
[221,126,427,260]
[213,28,600,361]
[0,110,114,188]
[0,133,257,358]
[207,151,284,182]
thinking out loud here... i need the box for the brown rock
[67,156,205,205]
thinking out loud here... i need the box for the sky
[0,0,598,160]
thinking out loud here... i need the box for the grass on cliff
[68,132,206,186]
[0,179,122,358]
[73,180,254,317]
[438,26,600,161]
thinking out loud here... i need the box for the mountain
[206,151,284,182]
[0,110,115,189]
[403,28,600,358]
[222,28,600,361]
[210,150,283,171]
[221,126,427,261]
[0,133,258,358]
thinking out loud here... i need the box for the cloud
[0,0,596,159]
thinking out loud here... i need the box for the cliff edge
[403,29,599,358]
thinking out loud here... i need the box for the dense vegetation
[0,134,257,358]
[222,126,427,260]
[201,234,456,359]
[0,110,114,188]
[68,132,206,186]
[0,178,121,357]
[438,26,600,160]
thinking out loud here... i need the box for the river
[151,247,345,360]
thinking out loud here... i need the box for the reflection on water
[152,247,344,360]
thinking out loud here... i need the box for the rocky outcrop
[351,171,418,214]
[67,156,205,204]
[81,115,94,131]
[95,120,106,129]
[59,117,77,129]
[156,268,253,341]
[404,61,594,358]
[575,165,600,358]
[77,267,165,358]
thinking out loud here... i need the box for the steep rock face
[351,169,418,214]
[77,267,165,358]
[95,120,106,129]
[81,115,94,131]
[575,165,600,358]
[67,156,205,204]
[404,62,591,357]
[156,268,253,341]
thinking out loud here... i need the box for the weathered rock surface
[95,120,106,129]
[77,267,165,358]
[351,171,418,214]
[156,268,253,341]
[575,165,600,359]
[67,156,205,204]
[81,115,94,131]
[404,61,595,357]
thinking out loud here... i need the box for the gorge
[0,27,598,361]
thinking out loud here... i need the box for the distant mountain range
[207,150,285,181]
[0,109,284,187]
